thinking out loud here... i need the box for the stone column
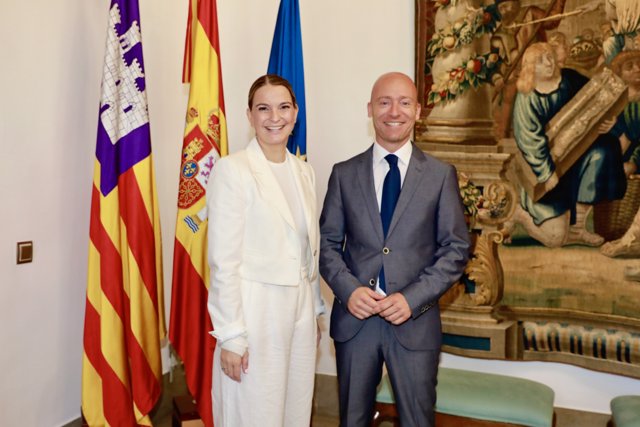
[421,0,496,145]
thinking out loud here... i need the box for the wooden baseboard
[435,412,556,427]
[373,401,554,427]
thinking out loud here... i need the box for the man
[508,43,624,248]
[319,72,470,427]
[491,0,569,138]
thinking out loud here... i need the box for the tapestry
[416,0,640,378]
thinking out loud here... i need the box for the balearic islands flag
[82,0,165,425]
[267,0,307,158]
[169,0,227,425]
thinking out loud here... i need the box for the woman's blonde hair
[516,42,558,94]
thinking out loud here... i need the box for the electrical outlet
[17,241,33,264]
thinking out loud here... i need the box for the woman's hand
[220,348,249,382]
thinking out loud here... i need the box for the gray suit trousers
[334,315,439,427]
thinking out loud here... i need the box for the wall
[0,1,107,426]
[0,1,637,426]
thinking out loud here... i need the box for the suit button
[369,279,376,286]
[382,247,390,254]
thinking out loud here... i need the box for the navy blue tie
[379,154,401,292]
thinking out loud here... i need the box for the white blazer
[206,138,325,354]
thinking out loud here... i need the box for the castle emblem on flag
[99,3,148,145]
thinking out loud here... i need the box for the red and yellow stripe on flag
[169,0,227,426]
[82,0,166,425]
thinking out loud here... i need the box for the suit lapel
[246,139,296,230]
[356,147,384,243]
[387,144,427,237]
[289,152,318,254]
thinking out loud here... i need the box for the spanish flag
[82,0,166,425]
[169,0,228,425]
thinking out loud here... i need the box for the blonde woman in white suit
[206,74,325,427]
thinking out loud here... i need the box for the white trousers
[212,273,317,427]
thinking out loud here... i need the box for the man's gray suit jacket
[319,143,470,351]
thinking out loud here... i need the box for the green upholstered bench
[611,395,640,427]
[373,367,555,427]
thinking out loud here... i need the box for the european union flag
[267,0,307,158]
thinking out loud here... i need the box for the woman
[206,75,325,427]
[508,42,625,247]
